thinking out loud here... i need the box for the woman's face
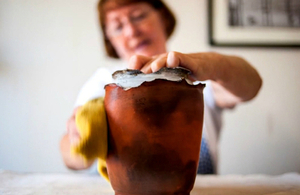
[105,2,168,61]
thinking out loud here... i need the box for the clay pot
[104,78,205,195]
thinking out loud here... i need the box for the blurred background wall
[0,0,300,174]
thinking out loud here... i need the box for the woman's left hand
[127,51,214,82]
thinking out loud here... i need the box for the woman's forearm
[211,53,262,102]
[127,51,262,108]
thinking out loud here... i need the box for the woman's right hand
[66,107,82,146]
[61,106,95,170]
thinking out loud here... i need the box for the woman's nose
[123,22,140,38]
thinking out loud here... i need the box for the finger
[140,57,155,73]
[150,55,168,73]
[140,63,152,74]
[167,51,202,80]
[67,121,81,145]
[140,54,167,73]
[166,51,196,70]
[69,126,81,145]
[70,134,81,146]
[187,74,197,82]
[128,55,152,70]
[166,51,181,68]
[166,52,195,81]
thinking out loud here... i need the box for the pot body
[104,79,205,195]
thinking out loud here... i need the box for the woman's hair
[98,0,176,58]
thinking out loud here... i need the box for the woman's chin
[124,49,165,61]
[135,50,163,57]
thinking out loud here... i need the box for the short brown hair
[97,0,176,58]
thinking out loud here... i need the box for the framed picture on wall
[209,0,300,47]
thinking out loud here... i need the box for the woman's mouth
[135,40,151,52]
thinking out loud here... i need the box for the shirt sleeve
[203,80,223,138]
[202,80,223,173]
[74,68,113,107]
[203,81,216,109]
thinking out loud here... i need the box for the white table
[1,170,300,194]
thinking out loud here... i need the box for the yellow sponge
[71,97,109,181]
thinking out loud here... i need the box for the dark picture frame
[209,0,300,47]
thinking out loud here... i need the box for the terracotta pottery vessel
[104,69,205,195]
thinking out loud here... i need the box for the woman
[60,0,262,174]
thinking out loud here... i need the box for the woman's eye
[115,25,123,32]
[111,24,123,34]
[131,12,147,22]
[107,24,123,36]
